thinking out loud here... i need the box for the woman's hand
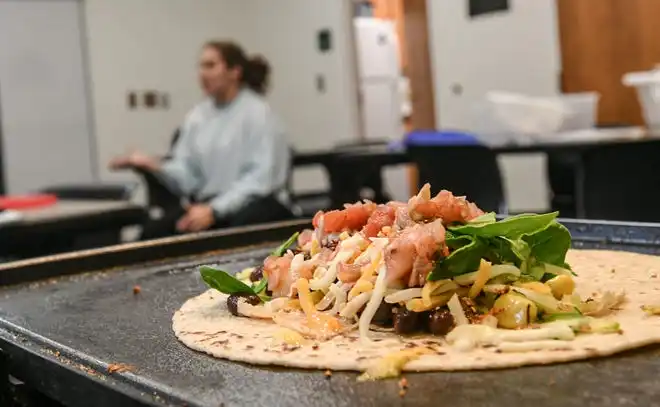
[108,151,160,172]
[176,204,215,233]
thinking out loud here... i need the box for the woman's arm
[209,109,289,218]
[157,116,203,196]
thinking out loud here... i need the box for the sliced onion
[359,263,388,343]
[482,284,510,294]
[384,288,423,304]
[315,283,337,311]
[447,294,469,326]
[237,301,273,319]
[329,283,347,314]
[543,263,573,277]
[454,264,520,286]
[480,315,498,328]
[266,297,289,313]
[468,260,492,298]
[309,250,353,291]
[512,287,563,313]
[339,292,372,319]
[287,253,306,297]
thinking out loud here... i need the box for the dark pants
[140,194,293,241]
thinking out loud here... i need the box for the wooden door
[558,0,660,126]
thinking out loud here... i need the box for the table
[0,200,146,259]
[0,219,658,407]
[293,137,660,215]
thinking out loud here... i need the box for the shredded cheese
[357,347,433,381]
[468,259,492,299]
[273,328,309,346]
[295,279,342,336]
[515,281,552,295]
[405,293,453,312]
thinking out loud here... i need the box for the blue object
[404,130,481,147]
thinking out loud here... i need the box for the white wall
[427,0,561,211]
[242,0,361,191]
[84,0,249,186]
[85,0,361,194]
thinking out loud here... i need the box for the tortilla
[172,250,660,371]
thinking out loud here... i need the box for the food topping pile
[201,184,625,358]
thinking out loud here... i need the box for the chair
[286,147,331,218]
[406,145,505,213]
[547,124,632,218]
[581,140,660,222]
[332,139,393,204]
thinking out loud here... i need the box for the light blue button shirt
[157,88,290,217]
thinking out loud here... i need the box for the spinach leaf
[485,236,529,266]
[445,232,473,250]
[200,266,256,295]
[429,236,488,280]
[272,232,300,257]
[522,222,571,267]
[449,212,558,239]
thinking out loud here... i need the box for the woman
[110,41,292,239]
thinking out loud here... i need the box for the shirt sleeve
[156,115,202,196]
[209,109,288,218]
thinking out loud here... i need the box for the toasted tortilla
[172,250,660,371]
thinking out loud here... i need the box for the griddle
[0,219,659,407]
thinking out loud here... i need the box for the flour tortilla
[172,250,660,371]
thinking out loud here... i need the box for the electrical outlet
[127,91,137,109]
[143,91,157,109]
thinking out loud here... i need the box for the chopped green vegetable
[272,232,299,257]
[252,278,268,295]
[522,222,571,267]
[200,266,257,296]
[545,317,620,334]
[448,212,558,239]
[541,309,583,322]
[429,236,488,280]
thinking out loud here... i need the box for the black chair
[287,147,332,218]
[407,145,504,213]
[333,139,393,204]
[581,140,660,222]
[547,124,633,218]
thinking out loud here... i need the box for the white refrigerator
[353,17,409,201]
[353,17,406,142]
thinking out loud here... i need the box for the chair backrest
[407,145,504,213]
[40,184,137,201]
[582,140,660,222]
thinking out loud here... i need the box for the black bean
[393,307,419,334]
[427,309,455,336]
[371,302,394,326]
[227,293,261,316]
[249,265,264,282]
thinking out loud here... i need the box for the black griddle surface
[1,231,660,406]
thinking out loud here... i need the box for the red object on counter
[0,194,58,210]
